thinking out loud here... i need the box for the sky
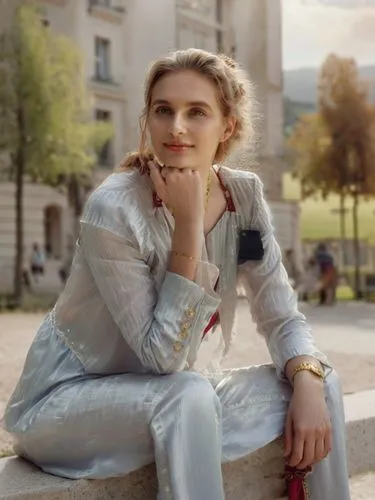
[282,0,375,69]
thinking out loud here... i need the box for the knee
[162,371,220,417]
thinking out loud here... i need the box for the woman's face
[147,69,234,170]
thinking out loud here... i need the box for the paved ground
[0,301,374,497]
[350,472,375,499]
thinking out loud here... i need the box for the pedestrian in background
[29,243,45,284]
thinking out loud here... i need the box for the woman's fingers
[298,434,315,469]
[324,423,333,458]
[288,430,305,468]
[284,412,293,459]
[313,437,326,464]
[149,161,167,202]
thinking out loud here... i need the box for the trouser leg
[307,371,351,499]
[150,371,224,500]
[209,365,350,500]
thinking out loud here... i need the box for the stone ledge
[344,389,375,477]
[0,390,374,500]
[0,439,287,500]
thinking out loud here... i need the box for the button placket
[173,341,183,352]
[185,307,196,319]
[178,330,188,341]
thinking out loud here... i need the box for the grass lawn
[283,174,375,245]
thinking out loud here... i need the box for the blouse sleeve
[239,175,331,380]
[80,221,220,375]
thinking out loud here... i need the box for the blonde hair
[120,48,256,171]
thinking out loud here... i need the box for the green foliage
[0,3,113,184]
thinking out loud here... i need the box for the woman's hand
[149,161,204,223]
[284,373,332,469]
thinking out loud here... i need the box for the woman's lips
[163,144,193,152]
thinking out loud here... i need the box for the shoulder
[219,166,266,220]
[219,166,264,194]
[81,169,152,234]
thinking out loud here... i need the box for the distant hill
[284,97,315,134]
[283,65,375,105]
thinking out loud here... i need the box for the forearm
[168,217,203,282]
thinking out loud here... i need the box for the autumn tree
[288,113,349,257]
[319,55,375,297]
[289,54,375,298]
[0,2,112,303]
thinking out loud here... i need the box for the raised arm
[80,167,220,375]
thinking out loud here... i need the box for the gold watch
[292,362,325,383]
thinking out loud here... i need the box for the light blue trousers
[10,366,350,500]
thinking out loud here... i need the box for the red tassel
[285,465,312,500]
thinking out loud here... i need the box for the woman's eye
[190,108,206,117]
[155,106,172,115]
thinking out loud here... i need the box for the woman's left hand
[284,373,332,469]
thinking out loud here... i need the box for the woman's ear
[221,116,236,143]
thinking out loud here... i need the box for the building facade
[0,0,301,292]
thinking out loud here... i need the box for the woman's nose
[169,113,186,136]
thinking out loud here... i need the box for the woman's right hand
[149,162,204,224]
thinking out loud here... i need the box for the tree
[288,113,349,262]
[319,55,375,297]
[289,55,375,298]
[0,2,112,303]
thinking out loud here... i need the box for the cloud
[283,0,375,68]
[301,0,375,9]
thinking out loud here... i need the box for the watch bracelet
[292,361,325,382]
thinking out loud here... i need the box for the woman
[2,49,350,500]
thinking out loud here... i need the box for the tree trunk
[13,106,25,305]
[339,192,346,269]
[352,192,361,299]
[68,175,83,241]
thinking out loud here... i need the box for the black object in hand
[237,230,264,265]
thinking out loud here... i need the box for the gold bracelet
[170,250,196,261]
[292,362,325,383]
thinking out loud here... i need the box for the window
[215,0,223,52]
[94,37,111,81]
[90,0,111,7]
[95,110,113,167]
[216,0,223,23]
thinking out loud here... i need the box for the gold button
[185,308,195,318]
[178,330,188,341]
[181,322,190,331]
[173,341,183,352]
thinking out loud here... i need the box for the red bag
[285,465,312,500]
